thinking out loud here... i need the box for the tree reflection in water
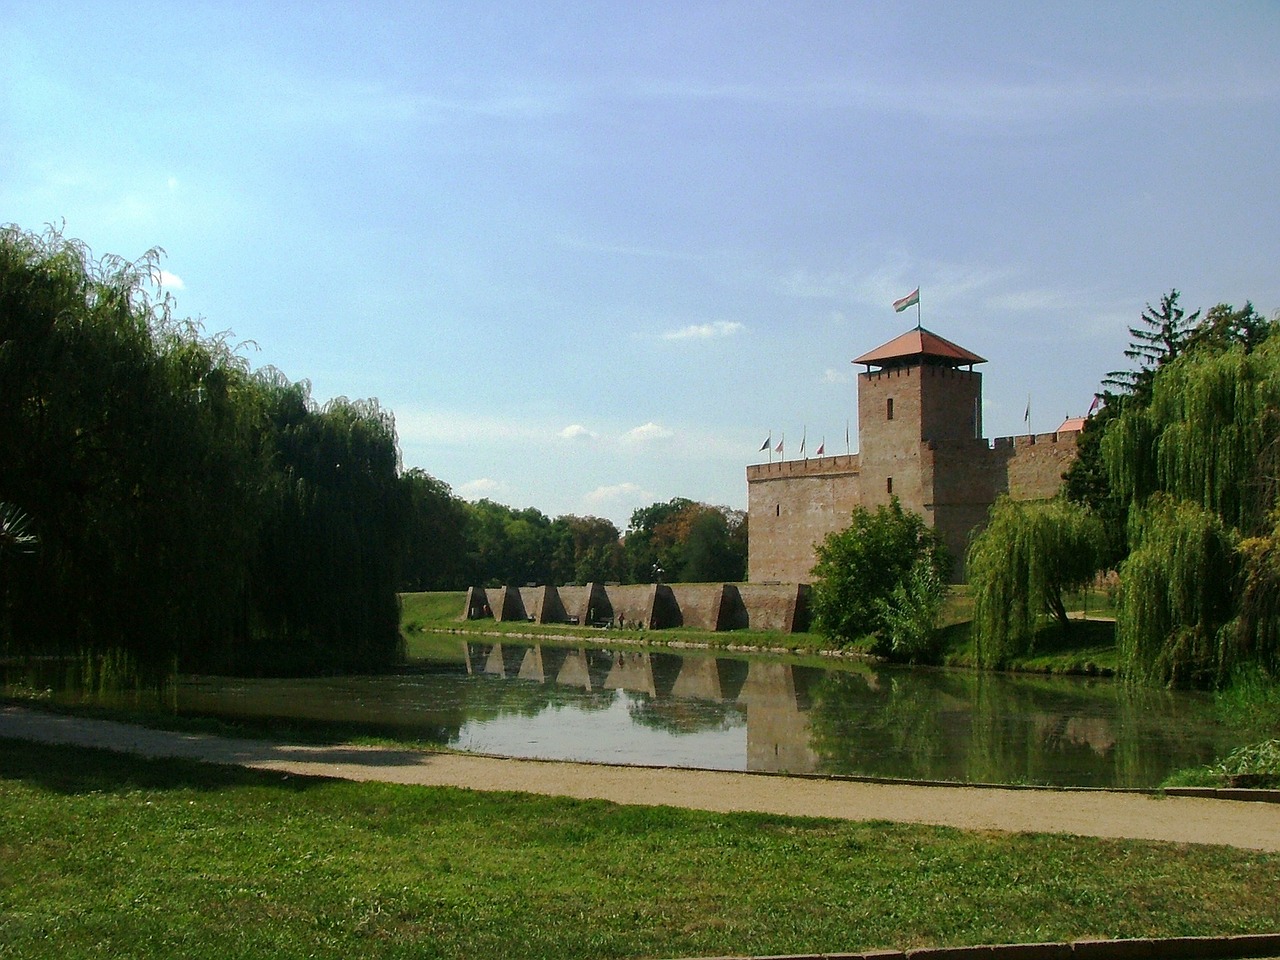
[43,642,1243,785]
[807,664,1233,787]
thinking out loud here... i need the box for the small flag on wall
[816,439,825,456]
[1024,396,1031,423]
[759,435,771,452]
[775,436,783,455]
[1087,395,1101,416]
[893,288,920,313]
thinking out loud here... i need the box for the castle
[746,326,1082,583]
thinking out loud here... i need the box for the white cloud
[632,73,1279,126]
[766,254,1013,315]
[559,423,597,440]
[661,321,743,341]
[822,367,851,384]
[581,482,653,528]
[458,477,504,500]
[583,482,648,507]
[623,421,674,443]
[393,407,549,446]
[985,288,1075,312]
[156,269,185,290]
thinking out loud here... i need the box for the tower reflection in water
[461,642,1233,787]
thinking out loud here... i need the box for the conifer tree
[1103,290,1200,400]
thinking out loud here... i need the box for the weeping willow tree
[1116,496,1238,686]
[1104,333,1280,685]
[967,496,1105,669]
[1104,340,1280,533]
[0,224,410,678]
[1234,522,1280,678]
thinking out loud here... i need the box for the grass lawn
[3,738,1279,960]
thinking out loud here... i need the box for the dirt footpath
[4,705,1278,852]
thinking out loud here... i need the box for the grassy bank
[400,590,838,658]
[2,738,1278,960]
[400,588,1120,675]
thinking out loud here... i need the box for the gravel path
[4,704,1279,852]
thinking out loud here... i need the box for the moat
[162,641,1241,788]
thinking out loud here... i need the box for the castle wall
[518,584,570,624]
[490,585,527,622]
[733,583,811,632]
[603,583,655,627]
[746,455,860,584]
[459,581,811,633]
[1003,431,1081,500]
[664,583,728,630]
[746,431,1082,584]
[922,438,1006,576]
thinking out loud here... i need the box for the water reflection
[3,643,1242,786]
[450,642,1234,786]
[805,667,1226,786]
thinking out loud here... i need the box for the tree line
[404,492,747,591]
[0,226,745,679]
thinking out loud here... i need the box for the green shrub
[809,498,949,648]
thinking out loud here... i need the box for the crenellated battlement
[989,428,1082,451]
[858,363,981,383]
[746,454,859,480]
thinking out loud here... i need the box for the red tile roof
[853,327,986,368]
[1057,416,1087,433]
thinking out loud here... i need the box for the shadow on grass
[2,696,458,752]
[0,736,326,797]
[1025,618,1116,654]
[941,618,1115,668]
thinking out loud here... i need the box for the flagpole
[916,289,922,330]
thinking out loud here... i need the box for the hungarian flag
[815,440,825,456]
[1087,395,1102,416]
[775,437,783,455]
[893,288,920,313]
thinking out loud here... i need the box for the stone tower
[853,327,989,573]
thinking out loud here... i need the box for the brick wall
[747,427,1085,586]
[665,583,729,630]
[1005,430,1081,500]
[747,455,861,584]
[733,583,811,632]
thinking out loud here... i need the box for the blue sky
[4,2,1278,528]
